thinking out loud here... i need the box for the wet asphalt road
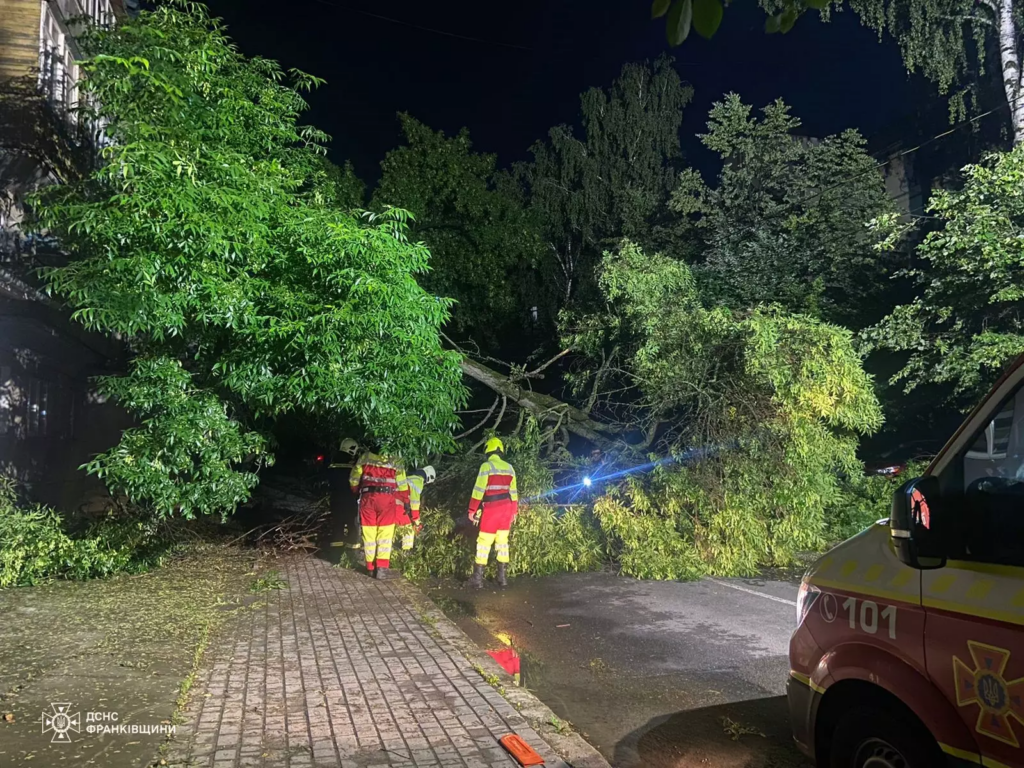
[431,570,809,768]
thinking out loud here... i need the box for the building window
[25,378,50,438]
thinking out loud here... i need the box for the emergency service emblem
[954,641,1024,747]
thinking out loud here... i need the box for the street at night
[435,571,804,768]
[4,0,1024,766]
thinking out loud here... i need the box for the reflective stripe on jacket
[395,468,410,508]
[468,454,518,515]
[407,474,425,516]
[349,452,399,494]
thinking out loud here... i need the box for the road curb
[396,579,613,768]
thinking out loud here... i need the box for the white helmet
[339,438,359,456]
[422,465,436,484]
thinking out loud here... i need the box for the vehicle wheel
[828,705,943,768]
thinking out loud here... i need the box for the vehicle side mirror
[891,476,947,570]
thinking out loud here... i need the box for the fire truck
[789,355,1024,768]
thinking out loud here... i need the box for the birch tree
[508,55,693,312]
[656,0,1024,144]
[841,0,1024,144]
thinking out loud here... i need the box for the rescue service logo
[37,704,175,744]
[40,703,80,743]
[954,641,1024,747]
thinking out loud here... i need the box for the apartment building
[0,0,136,507]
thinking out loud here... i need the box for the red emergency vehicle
[789,354,1024,768]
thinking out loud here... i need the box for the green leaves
[512,56,692,315]
[692,0,724,39]
[564,240,881,575]
[867,144,1024,402]
[373,115,542,348]
[660,0,725,44]
[30,3,468,517]
[671,95,898,329]
[666,0,693,45]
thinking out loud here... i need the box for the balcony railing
[0,76,99,180]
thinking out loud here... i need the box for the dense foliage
[0,481,172,587]
[564,242,883,573]
[866,143,1024,402]
[374,115,543,345]
[22,1,1017,584]
[32,3,465,516]
[506,56,693,315]
[670,95,899,328]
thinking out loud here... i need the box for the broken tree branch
[458,357,623,451]
[456,395,500,440]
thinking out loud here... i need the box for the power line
[308,0,533,52]
[785,91,1019,213]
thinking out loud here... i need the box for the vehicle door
[924,380,1024,767]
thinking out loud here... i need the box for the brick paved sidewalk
[170,555,575,768]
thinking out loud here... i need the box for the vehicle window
[959,387,1024,566]
[966,399,1014,460]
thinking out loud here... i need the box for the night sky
[201,0,940,186]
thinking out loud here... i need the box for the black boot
[465,564,484,589]
[375,566,390,581]
[496,563,508,588]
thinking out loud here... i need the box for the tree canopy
[865,142,1024,402]
[564,241,882,572]
[374,115,543,346]
[668,95,899,328]
[32,2,466,517]
[507,55,693,313]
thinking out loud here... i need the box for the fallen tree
[457,356,623,452]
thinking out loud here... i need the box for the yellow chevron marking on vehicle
[966,579,994,601]
[864,564,884,582]
[931,573,957,594]
[811,577,917,604]
[840,560,858,577]
[948,560,1024,579]
[941,742,1015,768]
[889,569,913,588]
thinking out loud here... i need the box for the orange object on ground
[499,734,544,766]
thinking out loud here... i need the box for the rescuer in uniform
[466,437,518,589]
[327,438,360,553]
[349,445,401,579]
[398,465,436,550]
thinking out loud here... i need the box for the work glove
[469,511,481,526]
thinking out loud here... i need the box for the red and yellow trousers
[395,503,418,551]
[359,492,397,569]
[474,500,515,566]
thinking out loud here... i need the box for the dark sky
[202,0,937,185]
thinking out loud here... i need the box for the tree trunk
[997,0,1024,144]
[458,357,623,451]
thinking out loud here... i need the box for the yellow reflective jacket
[468,453,518,515]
